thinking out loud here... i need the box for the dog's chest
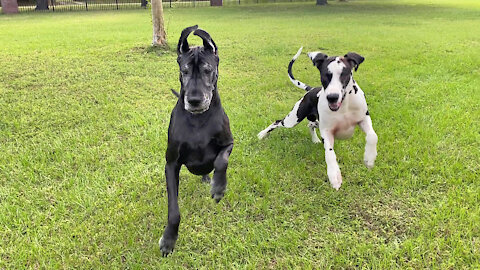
[322,108,365,139]
[180,138,217,158]
[319,89,367,139]
[331,116,357,139]
[171,117,224,174]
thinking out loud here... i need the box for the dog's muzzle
[184,95,211,114]
[326,93,341,112]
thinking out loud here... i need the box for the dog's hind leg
[257,99,304,139]
[257,119,285,139]
[201,175,211,183]
[211,144,233,203]
[358,114,378,169]
[308,121,321,144]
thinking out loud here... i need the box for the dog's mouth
[188,107,208,114]
[328,102,341,111]
[185,103,210,114]
[189,109,207,114]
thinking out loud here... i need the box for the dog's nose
[326,94,339,103]
[187,96,203,106]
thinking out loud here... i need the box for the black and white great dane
[159,25,234,256]
[258,47,378,190]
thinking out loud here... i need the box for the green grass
[1,0,479,268]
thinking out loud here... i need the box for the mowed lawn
[1,0,479,268]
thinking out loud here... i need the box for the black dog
[159,25,234,256]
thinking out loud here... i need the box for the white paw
[257,130,269,140]
[364,151,377,169]
[312,136,321,144]
[328,169,342,190]
[364,159,375,169]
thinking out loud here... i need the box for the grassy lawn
[1,0,479,268]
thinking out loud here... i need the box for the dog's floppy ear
[344,52,365,71]
[177,25,198,55]
[193,28,218,55]
[308,52,328,68]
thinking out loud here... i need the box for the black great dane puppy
[159,25,234,256]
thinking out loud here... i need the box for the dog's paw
[307,121,319,128]
[210,185,226,203]
[312,136,322,144]
[257,130,269,140]
[201,175,211,183]
[159,237,177,257]
[211,192,224,203]
[328,170,342,190]
[364,150,377,169]
[364,159,375,169]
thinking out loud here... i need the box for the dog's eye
[204,69,212,75]
[181,70,189,75]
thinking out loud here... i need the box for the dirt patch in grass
[349,195,419,242]
[130,45,172,56]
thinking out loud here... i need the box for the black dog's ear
[177,25,198,55]
[344,52,365,71]
[308,52,328,68]
[193,29,218,55]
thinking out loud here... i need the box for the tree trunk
[151,0,167,47]
[316,0,327,5]
[35,0,49,10]
[1,0,19,13]
[210,0,222,6]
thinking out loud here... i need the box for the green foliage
[0,1,479,268]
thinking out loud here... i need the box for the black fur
[344,52,365,72]
[160,26,234,257]
[296,88,321,122]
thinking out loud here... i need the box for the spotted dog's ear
[177,25,198,55]
[193,28,218,55]
[307,52,329,68]
[344,52,365,71]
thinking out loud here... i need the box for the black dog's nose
[187,96,202,106]
[326,94,339,103]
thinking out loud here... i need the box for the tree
[35,0,49,10]
[151,0,167,46]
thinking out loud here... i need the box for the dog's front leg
[359,114,378,168]
[159,161,181,257]
[320,130,342,190]
[211,144,233,203]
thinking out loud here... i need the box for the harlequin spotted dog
[258,47,378,190]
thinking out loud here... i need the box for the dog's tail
[170,89,180,98]
[288,47,313,92]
